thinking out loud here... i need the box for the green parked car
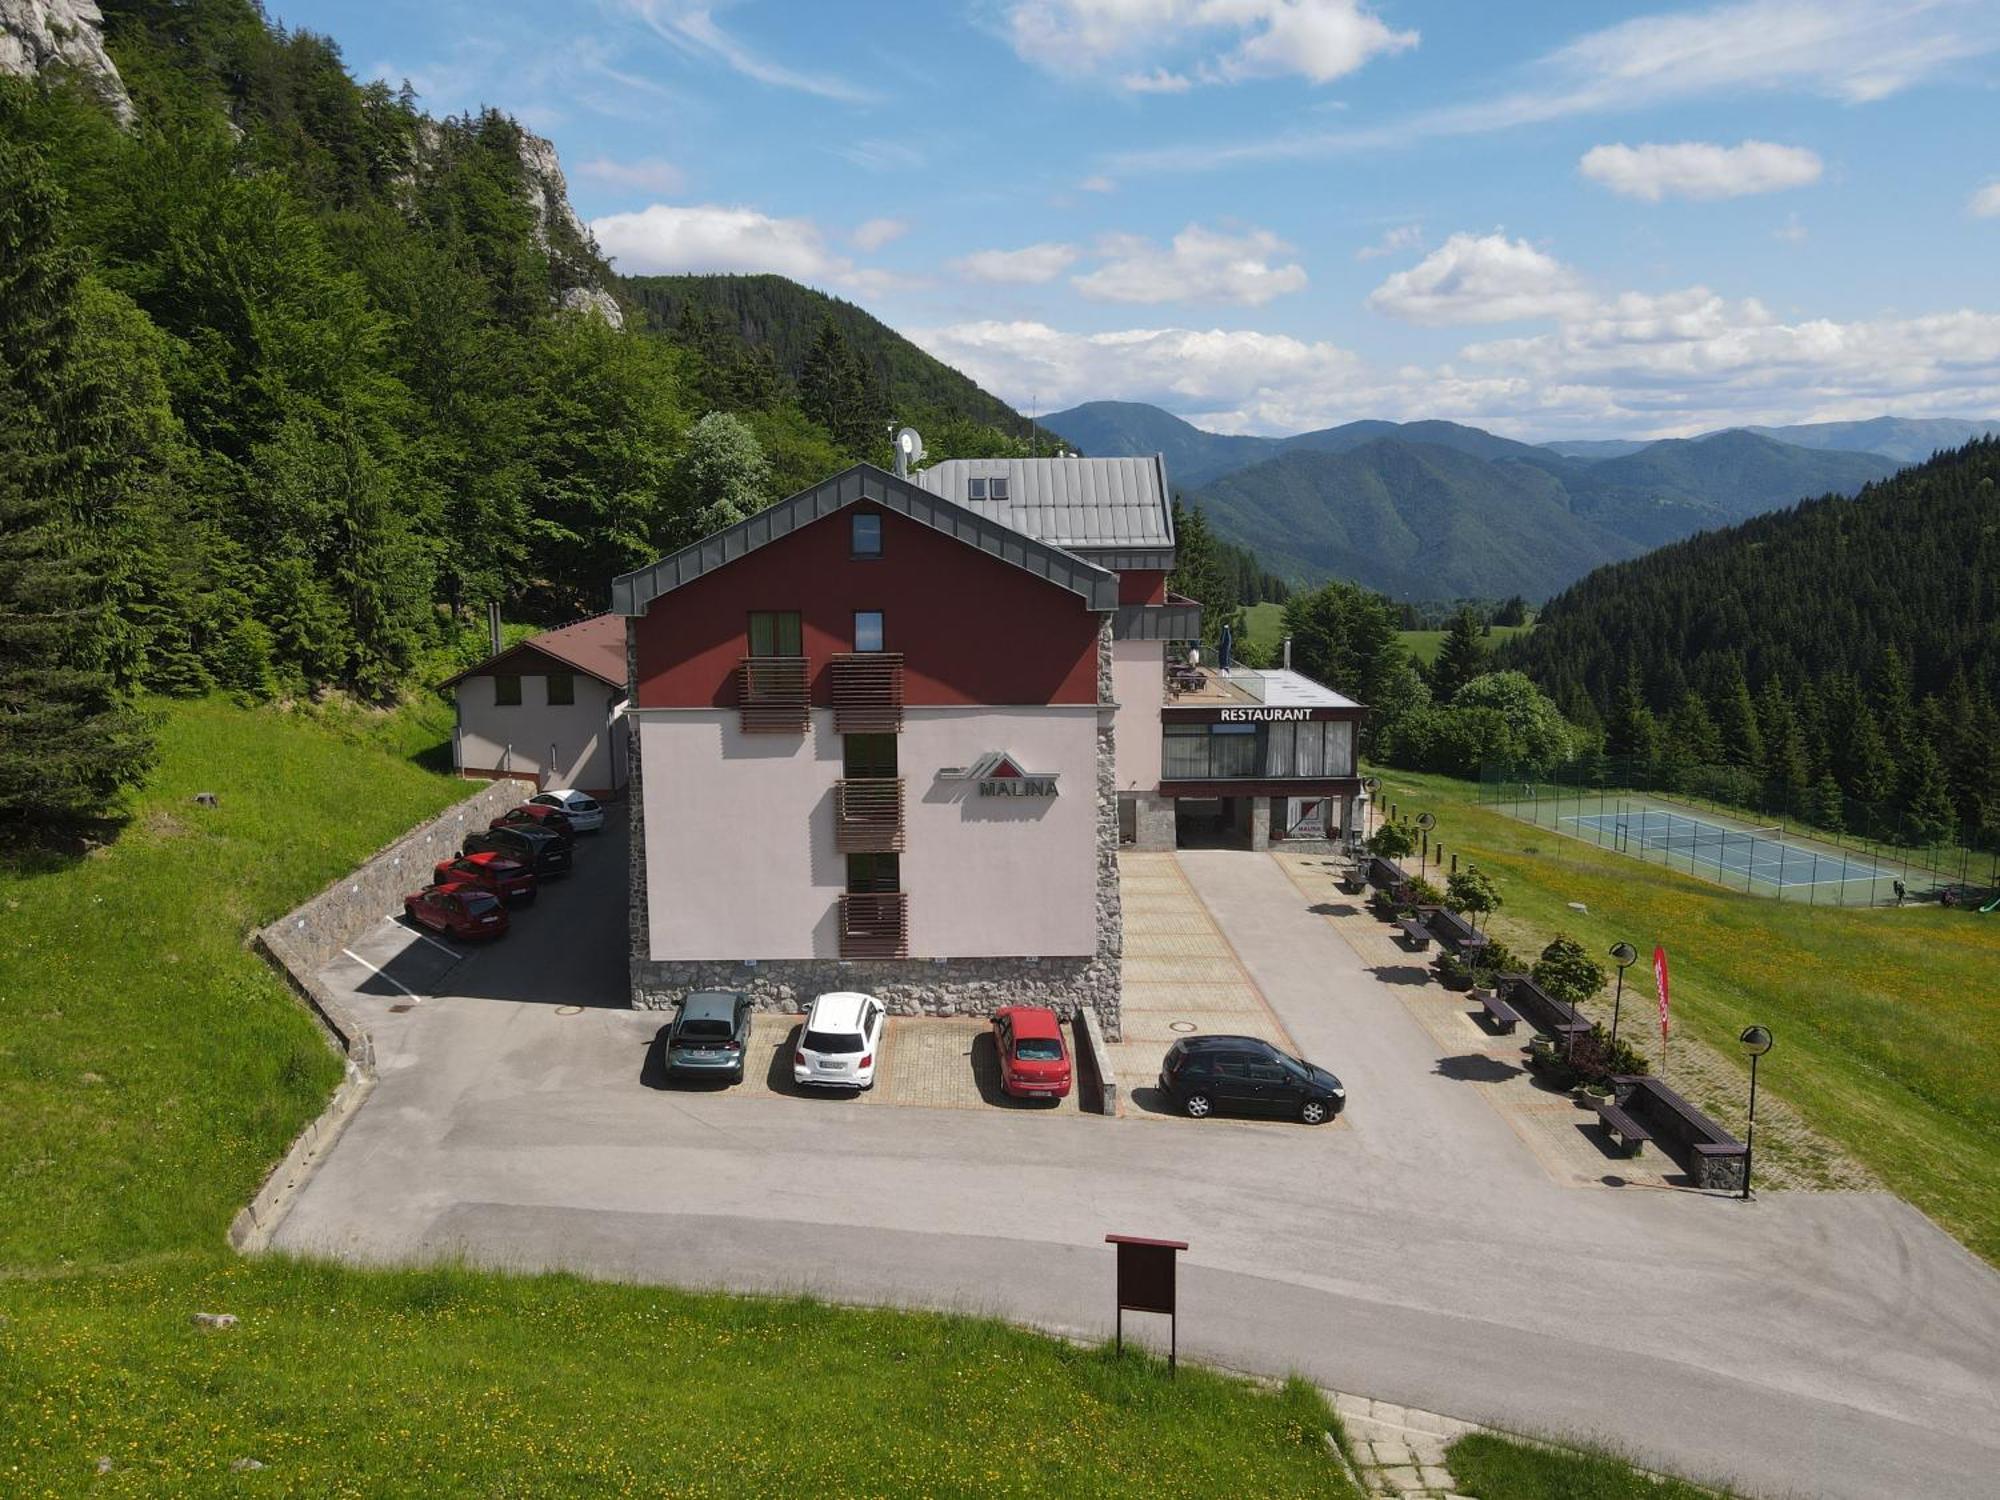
[665,990,753,1083]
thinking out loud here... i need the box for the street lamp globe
[1740,1024,1774,1057]
[1609,941,1638,968]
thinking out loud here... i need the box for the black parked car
[1157,1035,1345,1124]
[664,990,753,1083]
[462,823,572,879]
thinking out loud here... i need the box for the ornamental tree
[1445,865,1501,931]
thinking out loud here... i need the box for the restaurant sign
[939,751,1060,798]
[1218,707,1314,722]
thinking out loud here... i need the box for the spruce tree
[1168,502,1244,657]
[0,138,155,823]
[1605,670,1659,763]
[1901,741,1959,847]
[1431,606,1489,700]
[1713,665,1764,772]
[1669,692,1724,766]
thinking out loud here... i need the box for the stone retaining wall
[259,780,525,975]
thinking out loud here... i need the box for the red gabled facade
[631,503,1103,709]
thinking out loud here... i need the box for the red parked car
[432,851,537,905]
[991,1006,1072,1101]
[489,802,575,847]
[403,882,510,941]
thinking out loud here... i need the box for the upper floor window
[748,611,802,657]
[493,674,522,707]
[853,611,885,653]
[967,478,987,500]
[990,476,1009,501]
[546,672,574,706]
[852,512,882,558]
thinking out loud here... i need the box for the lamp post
[1738,1025,1773,1202]
[1607,942,1638,1051]
[1361,776,1381,842]
[1415,811,1436,876]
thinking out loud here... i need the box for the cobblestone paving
[1328,1392,1479,1499]
[1274,852,1874,1193]
[1114,853,1303,1122]
[729,1014,1079,1113]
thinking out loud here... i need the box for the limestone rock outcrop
[0,0,134,123]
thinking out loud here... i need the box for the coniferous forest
[0,0,1045,823]
[1505,441,2000,849]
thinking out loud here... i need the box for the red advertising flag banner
[1653,944,1671,1039]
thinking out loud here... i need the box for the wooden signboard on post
[1106,1234,1189,1371]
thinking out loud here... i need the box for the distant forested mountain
[1505,441,2000,846]
[1726,416,1999,465]
[1044,401,1899,597]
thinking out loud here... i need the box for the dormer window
[967,478,987,500]
[990,477,1010,501]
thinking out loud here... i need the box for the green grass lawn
[0,693,1360,1496]
[1446,1433,1728,1499]
[1399,623,1534,665]
[1244,600,1287,655]
[1374,768,2000,1263]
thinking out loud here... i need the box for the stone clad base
[631,956,1121,1041]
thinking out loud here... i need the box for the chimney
[488,601,502,658]
[1282,634,1293,670]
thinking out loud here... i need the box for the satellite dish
[892,426,925,479]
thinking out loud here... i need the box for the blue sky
[273,1,2000,439]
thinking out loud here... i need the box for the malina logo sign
[939,752,1060,798]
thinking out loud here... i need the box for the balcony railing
[830,652,904,734]
[835,778,905,853]
[839,891,908,959]
[738,655,809,733]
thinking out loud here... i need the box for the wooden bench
[1499,973,1593,1051]
[1366,855,1413,892]
[1476,989,1522,1034]
[1613,1075,1746,1189]
[1595,1100,1654,1156]
[1394,915,1433,951]
[1425,906,1491,956]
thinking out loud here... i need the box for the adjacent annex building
[610,455,1366,1032]
[444,613,629,796]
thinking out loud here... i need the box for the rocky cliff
[0,0,134,122]
[515,127,624,329]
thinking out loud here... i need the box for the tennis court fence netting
[1476,756,2000,908]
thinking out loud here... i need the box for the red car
[490,802,575,847]
[991,1006,1072,1100]
[403,882,510,941]
[433,851,537,905]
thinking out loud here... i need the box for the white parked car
[529,788,604,833]
[794,991,885,1092]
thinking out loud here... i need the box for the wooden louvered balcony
[737,655,809,733]
[830,652,904,734]
[835,778,905,853]
[838,891,908,959]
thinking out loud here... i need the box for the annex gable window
[853,611,885,653]
[748,611,802,657]
[852,512,882,558]
[967,478,987,500]
[546,672,574,706]
[989,476,1009,501]
[493,674,522,707]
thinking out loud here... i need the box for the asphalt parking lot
[276,825,2000,1500]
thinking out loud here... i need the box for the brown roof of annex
[441,613,626,691]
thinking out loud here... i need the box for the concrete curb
[1074,1006,1120,1116]
[230,783,519,1253]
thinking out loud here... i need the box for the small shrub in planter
[1479,937,1525,975]
[1436,952,1475,992]
[1403,875,1445,908]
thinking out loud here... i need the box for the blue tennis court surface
[1561,809,1885,888]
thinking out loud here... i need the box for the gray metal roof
[609,464,1119,616]
[913,455,1174,551]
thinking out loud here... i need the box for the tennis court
[1561,808,1884,889]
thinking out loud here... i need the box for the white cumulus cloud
[1073,223,1308,305]
[1970,180,2000,218]
[1354,223,1422,260]
[1580,140,1823,201]
[952,243,1081,284]
[589,203,914,296]
[1367,232,1591,325]
[1004,0,1416,89]
[852,217,910,251]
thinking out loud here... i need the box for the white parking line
[401,925,463,961]
[339,947,424,1002]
